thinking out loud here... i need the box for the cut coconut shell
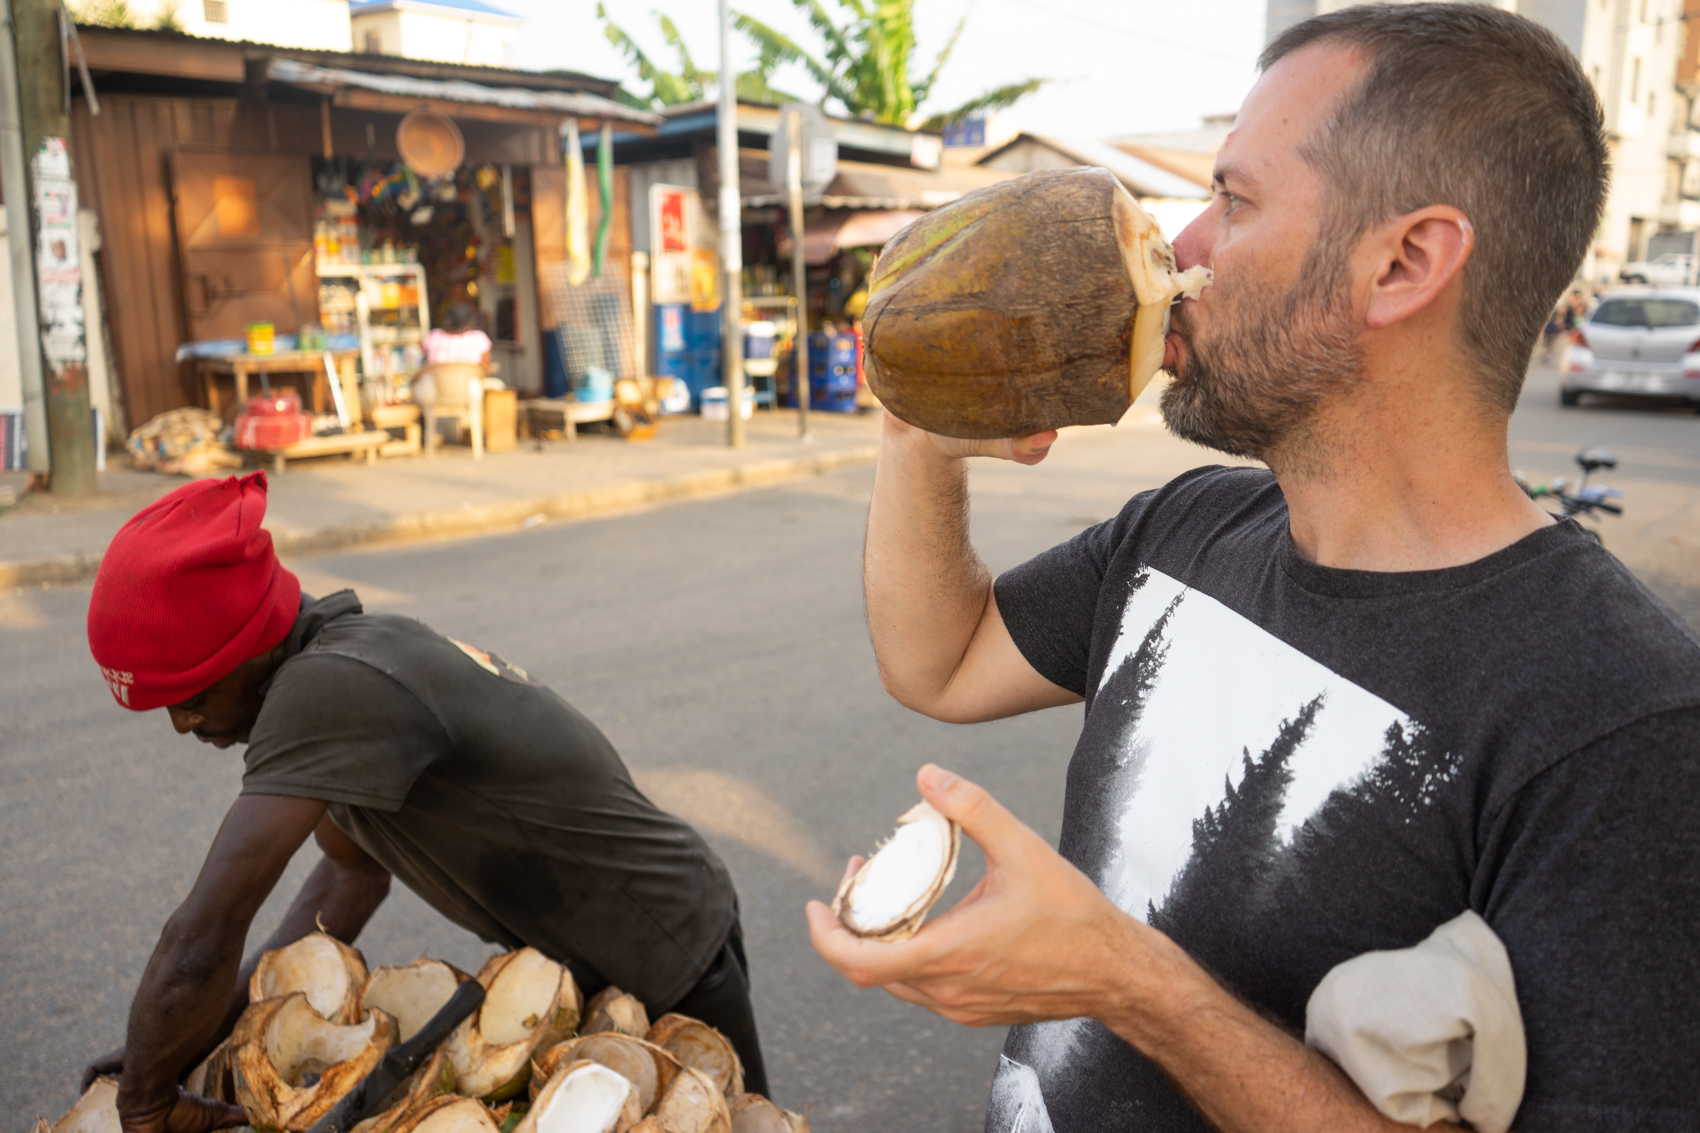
[351,1048,459,1133]
[184,1039,236,1104]
[862,166,1211,440]
[232,992,397,1131]
[389,1095,504,1133]
[635,1068,729,1133]
[447,948,564,1100]
[726,1096,807,1133]
[832,801,961,942]
[535,967,586,1052]
[533,1034,681,1112]
[514,1060,642,1133]
[359,959,471,1043]
[581,987,649,1040]
[251,932,370,1024]
[644,1016,742,1097]
[37,1076,120,1133]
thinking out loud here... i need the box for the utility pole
[786,111,809,441]
[716,0,744,447]
[12,0,94,495]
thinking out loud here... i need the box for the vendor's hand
[882,409,1057,466]
[82,1047,124,1090]
[120,1091,247,1133]
[808,764,1192,1030]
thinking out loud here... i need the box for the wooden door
[169,149,315,341]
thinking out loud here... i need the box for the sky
[497,0,1270,141]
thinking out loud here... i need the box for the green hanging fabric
[592,124,613,278]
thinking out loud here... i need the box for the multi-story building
[349,0,522,67]
[1265,0,1693,287]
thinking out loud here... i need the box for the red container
[246,395,301,417]
[234,411,312,450]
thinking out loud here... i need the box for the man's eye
[1220,190,1244,211]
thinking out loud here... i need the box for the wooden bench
[520,397,615,444]
[256,430,390,474]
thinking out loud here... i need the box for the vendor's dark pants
[662,918,768,1098]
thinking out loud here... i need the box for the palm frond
[918,78,1046,129]
[656,12,712,90]
[734,11,854,104]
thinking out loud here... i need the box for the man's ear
[1363,206,1474,330]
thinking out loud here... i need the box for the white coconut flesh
[559,1035,664,1111]
[533,1065,634,1133]
[1111,184,1213,402]
[53,1078,119,1133]
[264,995,382,1087]
[482,949,562,1045]
[837,802,959,936]
[253,934,361,1020]
[363,961,461,1042]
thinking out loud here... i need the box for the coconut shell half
[351,1048,459,1133]
[832,801,961,942]
[634,1068,729,1133]
[726,1095,807,1133]
[862,166,1211,440]
[532,1034,680,1112]
[359,959,471,1043]
[37,1076,120,1133]
[250,932,370,1024]
[644,1016,743,1097]
[447,948,564,1099]
[389,1095,503,1133]
[232,992,398,1131]
[581,987,650,1040]
[184,1039,236,1104]
[515,1060,642,1133]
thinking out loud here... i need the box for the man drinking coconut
[82,472,766,1133]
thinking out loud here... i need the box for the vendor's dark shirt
[241,591,737,1009]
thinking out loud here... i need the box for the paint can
[246,322,275,355]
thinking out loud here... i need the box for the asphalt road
[4,366,1695,1133]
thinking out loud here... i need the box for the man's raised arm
[863,413,1080,723]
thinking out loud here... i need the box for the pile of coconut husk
[39,935,804,1133]
[125,407,242,475]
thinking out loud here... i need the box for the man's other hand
[82,1047,124,1090]
[807,764,1186,1029]
[883,410,1058,466]
[120,1092,247,1133]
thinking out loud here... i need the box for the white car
[1562,287,1700,410]
[1618,253,1696,285]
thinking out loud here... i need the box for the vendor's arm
[865,412,1079,723]
[112,796,391,1133]
[808,766,1465,1133]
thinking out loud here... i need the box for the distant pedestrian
[1541,302,1564,362]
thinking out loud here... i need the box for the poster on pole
[649,184,715,307]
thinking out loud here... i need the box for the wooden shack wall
[72,94,559,429]
[531,163,632,328]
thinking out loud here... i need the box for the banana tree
[598,4,799,110]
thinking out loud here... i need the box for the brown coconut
[635,1068,729,1133]
[250,932,370,1024]
[580,987,649,1040]
[446,948,564,1100]
[832,801,961,943]
[358,959,471,1043]
[514,1060,642,1133]
[861,166,1211,439]
[532,1034,681,1112]
[644,1017,742,1097]
[231,992,397,1131]
[351,1048,459,1133]
[726,1096,807,1133]
[35,1076,119,1133]
[388,1095,504,1133]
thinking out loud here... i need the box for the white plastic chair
[412,363,484,460]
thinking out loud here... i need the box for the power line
[993,0,1259,66]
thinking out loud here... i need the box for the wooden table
[520,397,615,444]
[196,350,360,419]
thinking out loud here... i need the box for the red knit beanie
[88,472,301,711]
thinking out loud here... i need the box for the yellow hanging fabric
[564,119,590,285]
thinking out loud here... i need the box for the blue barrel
[809,332,859,412]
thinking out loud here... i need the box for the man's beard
[1160,234,1364,464]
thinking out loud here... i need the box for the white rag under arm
[1304,910,1526,1132]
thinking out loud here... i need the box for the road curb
[0,444,880,589]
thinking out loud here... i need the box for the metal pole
[787,111,809,440]
[0,0,47,475]
[716,0,744,447]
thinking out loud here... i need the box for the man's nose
[168,707,203,735]
[1171,204,1217,273]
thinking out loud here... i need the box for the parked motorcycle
[1514,446,1623,543]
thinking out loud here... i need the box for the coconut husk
[447,949,564,1100]
[832,801,961,942]
[514,1060,641,1133]
[643,1017,742,1097]
[37,1076,120,1133]
[580,988,649,1040]
[351,1048,458,1133]
[534,967,584,1052]
[388,1095,504,1133]
[232,992,397,1131]
[861,166,1211,440]
[726,1096,806,1133]
[637,1069,728,1133]
[250,932,370,1024]
[184,1039,236,1104]
[359,959,471,1043]
[532,1034,680,1112]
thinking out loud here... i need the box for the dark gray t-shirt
[989,466,1700,1132]
[242,591,737,1010]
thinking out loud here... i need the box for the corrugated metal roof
[739,151,1017,210]
[979,134,1211,201]
[267,58,661,125]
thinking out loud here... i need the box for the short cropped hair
[1262,3,1608,411]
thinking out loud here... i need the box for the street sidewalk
[0,410,882,587]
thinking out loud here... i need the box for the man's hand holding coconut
[822,5,1700,1132]
[82,474,766,1133]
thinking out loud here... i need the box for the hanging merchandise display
[593,124,612,279]
[397,109,465,179]
[563,121,590,285]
